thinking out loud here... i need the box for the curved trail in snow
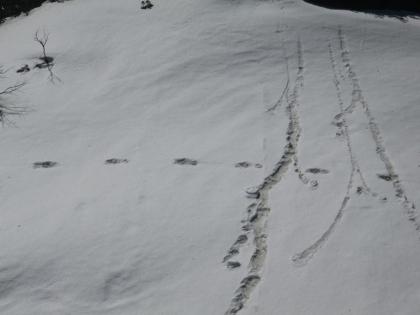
[292,42,358,266]
[337,29,419,232]
[224,39,305,315]
[293,28,419,267]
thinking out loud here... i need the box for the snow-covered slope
[1,0,420,314]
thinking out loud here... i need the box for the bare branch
[33,28,60,83]
[34,29,50,61]
[34,29,49,46]
[0,82,25,95]
[0,102,27,127]
[0,65,26,126]
[47,64,61,83]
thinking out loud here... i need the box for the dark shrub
[0,1,66,23]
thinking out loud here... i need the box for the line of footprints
[32,158,129,169]
[31,157,393,189]
[31,158,263,169]
[30,157,335,180]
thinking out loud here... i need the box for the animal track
[235,161,252,168]
[227,261,241,270]
[228,275,261,314]
[292,29,417,267]
[225,39,306,314]
[377,173,396,182]
[266,58,290,113]
[223,234,248,263]
[306,168,330,174]
[292,195,351,266]
[33,161,58,169]
[173,158,198,166]
[235,161,263,169]
[293,38,372,266]
[337,29,419,230]
[293,155,318,189]
[105,158,129,165]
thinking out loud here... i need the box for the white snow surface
[1,0,420,314]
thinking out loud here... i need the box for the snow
[0,0,420,314]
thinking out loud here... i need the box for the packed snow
[1,0,420,314]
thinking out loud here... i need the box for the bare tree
[34,29,60,83]
[0,66,26,126]
[34,29,51,64]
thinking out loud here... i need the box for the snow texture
[0,0,420,314]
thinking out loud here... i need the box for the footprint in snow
[377,173,395,182]
[33,161,58,169]
[227,261,241,270]
[174,158,198,166]
[105,158,129,165]
[235,161,263,169]
[235,161,251,168]
[305,168,330,174]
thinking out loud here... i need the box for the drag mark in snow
[224,39,305,314]
[292,149,318,190]
[292,43,357,266]
[287,48,317,190]
[338,29,419,232]
[329,40,379,199]
[266,58,290,113]
[266,49,317,190]
[293,29,419,266]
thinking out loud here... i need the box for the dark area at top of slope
[304,0,420,21]
[0,0,67,24]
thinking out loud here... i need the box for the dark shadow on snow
[304,0,420,22]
